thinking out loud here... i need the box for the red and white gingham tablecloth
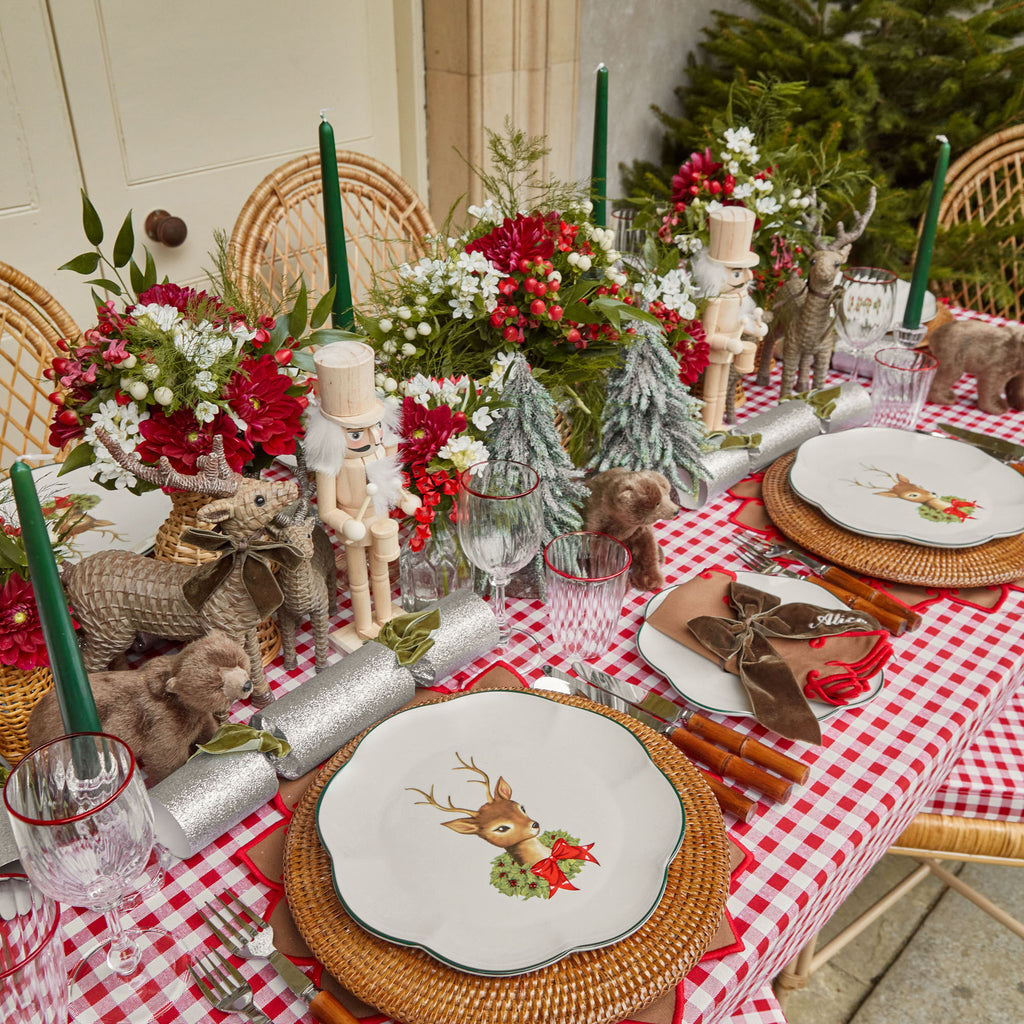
[56,306,1024,1024]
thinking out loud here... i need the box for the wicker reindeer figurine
[758,188,877,398]
[267,449,338,672]
[60,431,300,705]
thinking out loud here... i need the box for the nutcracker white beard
[364,456,404,516]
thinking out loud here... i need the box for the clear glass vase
[399,518,473,612]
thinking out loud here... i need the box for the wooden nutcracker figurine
[696,206,768,431]
[304,340,420,652]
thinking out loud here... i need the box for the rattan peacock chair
[0,261,79,471]
[936,124,1024,320]
[228,150,436,313]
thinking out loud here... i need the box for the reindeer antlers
[94,427,239,496]
[407,753,495,813]
[406,785,476,817]
[833,187,877,252]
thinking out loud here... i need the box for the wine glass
[457,460,543,650]
[3,734,188,1023]
[835,267,899,382]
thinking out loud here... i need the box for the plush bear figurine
[583,468,680,591]
[927,319,1024,415]
[27,630,252,784]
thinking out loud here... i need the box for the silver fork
[735,546,802,579]
[190,947,271,1024]
[200,889,277,961]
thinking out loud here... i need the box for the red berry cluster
[400,466,461,551]
[489,256,565,345]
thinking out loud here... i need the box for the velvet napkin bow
[180,528,305,618]
[372,607,441,666]
[677,578,883,744]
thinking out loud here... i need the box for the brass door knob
[144,210,188,247]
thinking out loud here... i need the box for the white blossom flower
[153,386,173,406]
[732,182,755,200]
[82,400,149,489]
[403,326,417,341]
[438,435,488,472]
[438,379,461,405]
[467,198,499,224]
[407,374,433,398]
[141,362,160,380]
[754,195,782,216]
[401,343,417,357]
[379,318,394,333]
[416,322,431,336]
[194,401,219,425]
[193,370,217,393]
[128,381,149,401]
[471,406,494,431]
[133,303,181,332]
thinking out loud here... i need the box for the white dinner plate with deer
[315,689,685,975]
[788,427,1024,548]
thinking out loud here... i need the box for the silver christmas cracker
[409,589,500,686]
[251,640,413,780]
[148,749,279,860]
[676,384,873,508]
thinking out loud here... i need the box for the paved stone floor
[782,856,1024,1024]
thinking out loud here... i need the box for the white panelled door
[1,0,413,329]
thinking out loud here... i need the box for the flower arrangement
[358,124,655,464]
[395,373,502,550]
[49,198,332,492]
[0,482,83,672]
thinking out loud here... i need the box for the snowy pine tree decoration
[488,353,589,544]
[592,323,707,497]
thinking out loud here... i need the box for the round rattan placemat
[283,689,730,1024]
[763,452,1024,587]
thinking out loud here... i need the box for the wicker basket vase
[153,491,282,667]
[0,663,54,765]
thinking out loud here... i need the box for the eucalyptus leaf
[0,531,27,572]
[289,350,317,373]
[56,442,96,475]
[308,328,363,345]
[84,278,123,295]
[58,252,101,275]
[81,191,103,246]
[130,259,145,295]
[141,248,157,292]
[112,211,135,267]
[287,282,308,339]
[310,285,337,329]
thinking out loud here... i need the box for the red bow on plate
[529,838,599,897]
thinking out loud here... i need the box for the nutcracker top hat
[313,340,388,429]
[706,206,759,268]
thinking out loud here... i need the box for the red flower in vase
[136,408,253,476]
[135,282,216,315]
[223,355,305,457]
[466,213,556,274]
[398,398,461,467]
[671,148,724,207]
[675,321,711,385]
[0,574,48,672]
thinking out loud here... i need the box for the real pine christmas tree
[591,324,707,500]
[624,0,1024,298]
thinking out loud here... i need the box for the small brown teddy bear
[583,468,680,591]
[27,630,251,785]
[927,319,1024,414]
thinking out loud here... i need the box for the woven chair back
[229,151,436,313]
[0,262,79,470]
[937,124,1024,320]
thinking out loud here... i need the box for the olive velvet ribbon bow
[372,607,441,666]
[648,572,885,745]
[180,528,305,619]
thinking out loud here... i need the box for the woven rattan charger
[284,689,730,1024]
[763,452,1024,587]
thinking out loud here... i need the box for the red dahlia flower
[465,213,556,274]
[223,355,304,456]
[398,397,460,467]
[675,320,711,385]
[136,408,253,476]
[135,283,213,314]
[0,574,49,671]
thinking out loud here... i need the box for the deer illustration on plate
[407,753,599,899]
[850,467,980,524]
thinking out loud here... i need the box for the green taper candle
[318,112,355,330]
[9,460,100,734]
[902,134,951,330]
[590,64,609,229]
